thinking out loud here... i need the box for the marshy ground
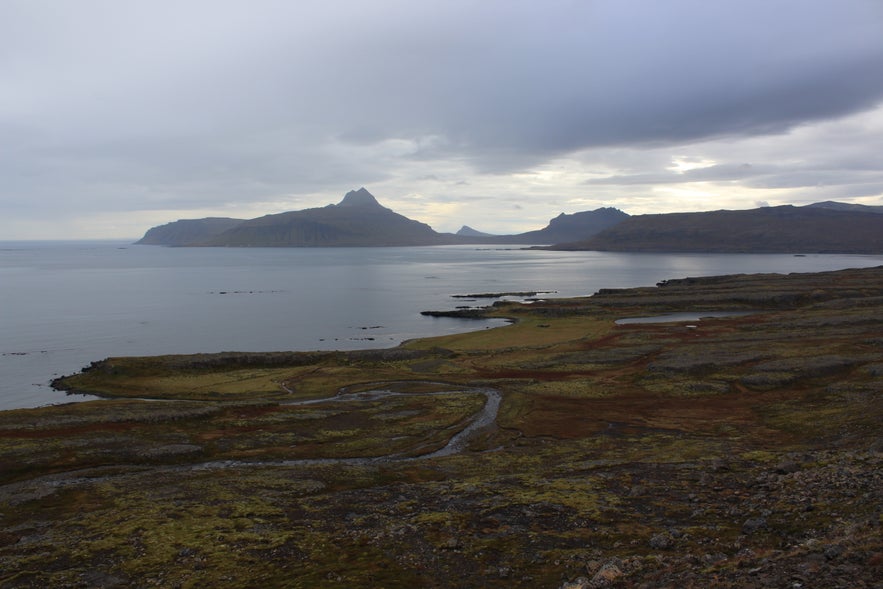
[1,267,882,588]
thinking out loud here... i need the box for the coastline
[5,242,883,412]
[2,265,882,587]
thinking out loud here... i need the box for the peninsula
[2,266,881,587]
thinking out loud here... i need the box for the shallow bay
[1,240,881,410]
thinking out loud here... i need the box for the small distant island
[136,188,883,253]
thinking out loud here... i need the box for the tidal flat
[1,267,882,588]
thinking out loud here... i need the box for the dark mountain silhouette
[504,207,629,244]
[553,204,883,253]
[336,187,384,208]
[452,208,630,244]
[139,188,458,247]
[136,189,630,247]
[135,191,882,253]
[806,201,883,214]
[136,217,245,246]
[456,225,496,237]
[202,188,458,247]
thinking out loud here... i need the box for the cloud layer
[2,0,882,237]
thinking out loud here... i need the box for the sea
[2,240,881,411]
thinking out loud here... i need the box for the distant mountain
[453,208,629,245]
[505,207,629,244]
[137,193,632,248]
[456,225,495,237]
[203,188,460,247]
[136,217,245,246]
[805,201,883,214]
[137,189,459,247]
[553,203,883,253]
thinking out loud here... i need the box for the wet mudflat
[1,266,882,588]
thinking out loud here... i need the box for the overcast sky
[2,0,883,239]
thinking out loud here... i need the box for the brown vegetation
[1,266,882,587]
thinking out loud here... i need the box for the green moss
[5,267,883,587]
[740,450,779,462]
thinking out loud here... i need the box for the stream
[0,383,502,503]
[193,382,502,470]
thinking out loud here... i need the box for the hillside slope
[508,207,629,244]
[135,217,245,246]
[200,188,455,247]
[136,189,460,247]
[555,204,883,253]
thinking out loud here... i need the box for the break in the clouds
[1,0,882,238]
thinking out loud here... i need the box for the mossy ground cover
[1,266,882,588]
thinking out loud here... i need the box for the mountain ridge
[136,217,246,246]
[135,190,883,253]
[505,207,629,244]
[553,204,883,254]
[198,188,450,247]
[135,189,628,247]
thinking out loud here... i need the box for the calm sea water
[2,241,881,411]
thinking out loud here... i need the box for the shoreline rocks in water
[451,290,557,299]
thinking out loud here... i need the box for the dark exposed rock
[590,560,623,586]
[774,460,801,475]
[420,308,491,319]
[648,532,674,550]
[742,517,768,534]
[824,544,844,560]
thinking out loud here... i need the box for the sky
[2,0,883,239]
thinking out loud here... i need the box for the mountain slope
[508,207,629,244]
[135,217,245,246]
[806,201,883,214]
[198,188,456,247]
[453,207,629,244]
[456,225,495,237]
[554,204,883,253]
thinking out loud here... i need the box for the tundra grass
[2,267,882,588]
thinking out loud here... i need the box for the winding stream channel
[0,383,502,502]
[194,382,501,470]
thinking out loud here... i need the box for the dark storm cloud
[318,0,883,164]
[1,0,882,237]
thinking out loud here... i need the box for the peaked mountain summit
[137,189,458,247]
[202,188,456,247]
[337,187,385,208]
[456,225,495,237]
[136,189,634,247]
